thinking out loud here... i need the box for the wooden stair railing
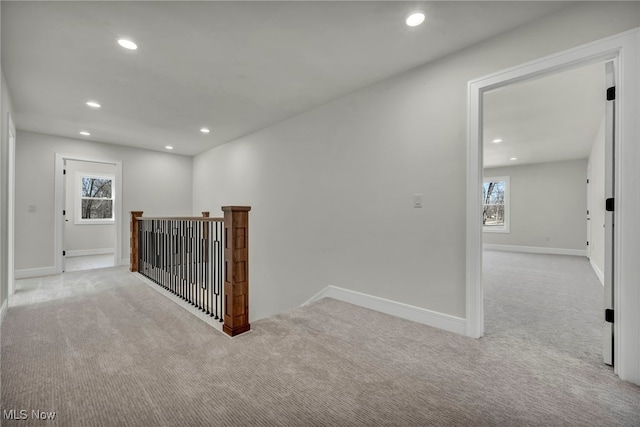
[130,206,251,337]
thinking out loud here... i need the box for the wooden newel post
[130,211,143,272]
[222,206,251,337]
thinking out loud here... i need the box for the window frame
[74,172,116,225]
[482,175,510,233]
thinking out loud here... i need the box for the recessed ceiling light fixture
[86,101,101,108]
[405,11,426,27]
[200,127,210,134]
[79,131,91,136]
[510,157,518,161]
[492,138,503,144]
[165,146,174,150]
[117,38,138,50]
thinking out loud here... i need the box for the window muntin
[75,173,115,224]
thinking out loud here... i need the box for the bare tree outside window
[81,177,113,220]
[483,180,505,226]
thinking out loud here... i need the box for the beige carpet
[2,263,640,426]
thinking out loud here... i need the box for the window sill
[483,227,510,234]
[74,220,115,225]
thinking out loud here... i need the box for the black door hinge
[606,198,614,212]
[63,210,66,216]
[586,241,589,246]
[63,251,66,256]
[63,169,66,175]
[605,309,614,323]
[606,86,616,101]
[587,179,590,184]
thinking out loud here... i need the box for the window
[483,176,509,233]
[75,173,115,224]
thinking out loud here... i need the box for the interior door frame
[7,113,16,295]
[466,29,640,383]
[54,153,123,273]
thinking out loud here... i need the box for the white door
[603,61,615,366]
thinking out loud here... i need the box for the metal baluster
[181,220,186,300]
[205,221,210,315]
[188,222,193,305]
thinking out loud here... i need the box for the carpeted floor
[2,255,640,426]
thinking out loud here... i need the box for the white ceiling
[483,61,605,168]
[1,1,572,156]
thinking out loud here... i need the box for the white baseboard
[483,243,587,257]
[132,272,226,335]
[15,266,58,279]
[590,258,605,286]
[304,286,466,335]
[65,248,114,257]
[0,298,7,323]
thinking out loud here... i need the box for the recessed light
[200,127,210,134]
[510,157,518,161]
[117,39,138,50]
[165,146,174,150]
[86,101,101,108]
[405,11,426,27]
[492,138,503,144]
[79,131,91,136]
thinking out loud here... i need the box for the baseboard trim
[0,298,8,323]
[483,244,587,257]
[131,272,227,336]
[15,266,57,279]
[304,286,466,335]
[590,258,605,286]
[65,248,115,257]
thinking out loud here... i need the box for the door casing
[466,28,640,384]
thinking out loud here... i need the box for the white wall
[15,131,193,273]
[588,118,606,283]
[64,160,116,255]
[483,160,587,253]
[192,2,640,323]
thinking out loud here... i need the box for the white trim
[590,258,605,286]
[121,258,130,267]
[304,286,466,335]
[55,154,123,273]
[483,244,586,257]
[7,113,16,296]
[467,28,640,384]
[132,272,227,336]
[0,299,8,323]
[65,248,115,257]
[15,266,57,279]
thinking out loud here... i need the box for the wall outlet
[413,193,423,208]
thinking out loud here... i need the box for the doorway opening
[54,154,123,274]
[480,61,610,368]
[63,160,117,272]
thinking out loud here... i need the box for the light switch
[413,193,423,208]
